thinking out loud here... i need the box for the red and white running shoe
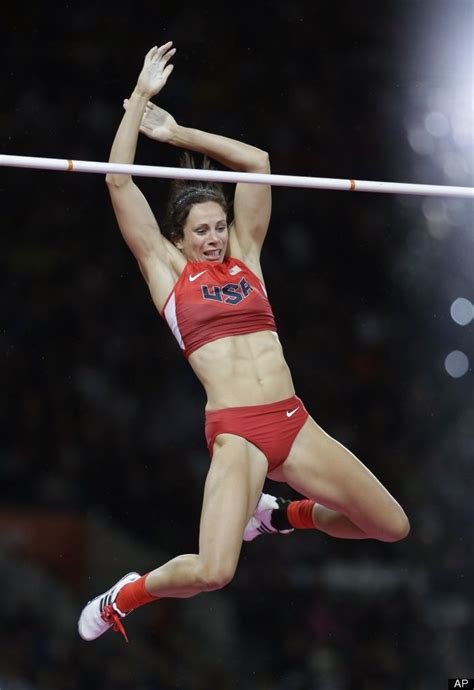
[78,572,141,642]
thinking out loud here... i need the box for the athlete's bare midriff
[188,330,295,410]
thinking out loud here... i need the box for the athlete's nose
[207,229,220,243]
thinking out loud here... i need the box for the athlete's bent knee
[199,565,236,592]
[382,511,410,542]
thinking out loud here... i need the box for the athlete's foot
[243,493,294,541]
[78,572,141,642]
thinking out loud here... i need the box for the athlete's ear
[172,232,183,251]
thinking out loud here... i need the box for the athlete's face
[178,201,229,263]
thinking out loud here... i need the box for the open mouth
[203,249,221,260]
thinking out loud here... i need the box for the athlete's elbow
[105,173,131,189]
[252,150,270,173]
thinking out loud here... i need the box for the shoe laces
[101,604,129,643]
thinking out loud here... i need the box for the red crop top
[161,257,277,358]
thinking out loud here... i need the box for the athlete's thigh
[279,416,401,516]
[198,433,268,565]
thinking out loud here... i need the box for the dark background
[1,2,473,689]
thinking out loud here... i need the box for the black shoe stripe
[257,524,274,534]
[99,593,113,611]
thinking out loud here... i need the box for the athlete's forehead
[185,201,226,227]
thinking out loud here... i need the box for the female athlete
[78,42,409,643]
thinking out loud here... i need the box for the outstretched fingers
[156,40,173,57]
[134,42,177,99]
[144,45,159,62]
[160,48,176,71]
[144,41,175,67]
[149,42,176,86]
[151,42,176,65]
[162,63,174,82]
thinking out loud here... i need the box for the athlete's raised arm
[132,98,272,267]
[106,43,183,300]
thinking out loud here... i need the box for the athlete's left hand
[123,98,178,143]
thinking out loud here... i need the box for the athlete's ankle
[115,573,159,613]
[286,499,316,530]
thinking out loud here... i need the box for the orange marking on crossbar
[349,179,356,191]
[67,160,74,171]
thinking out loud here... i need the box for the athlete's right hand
[135,42,175,98]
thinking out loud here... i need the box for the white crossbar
[1,154,473,198]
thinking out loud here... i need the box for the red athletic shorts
[205,395,309,473]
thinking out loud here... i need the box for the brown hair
[165,152,230,244]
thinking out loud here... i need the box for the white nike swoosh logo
[286,407,299,417]
[189,270,207,282]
